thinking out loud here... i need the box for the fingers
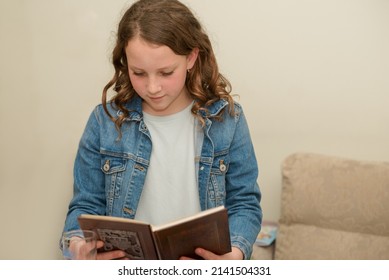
[96,250,127,260]
[95,241,127,260]
[96,240,105,249]
[179,256,194,260]
[194,248,220,260]
[181,247,244,260]
[179,248,216,260]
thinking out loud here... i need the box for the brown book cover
[77,206,231,260]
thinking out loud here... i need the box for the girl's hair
[102,0,234,133]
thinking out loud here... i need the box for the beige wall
[0,0,388,259]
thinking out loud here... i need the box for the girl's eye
[161,71,174,77]
[133,72,145,77]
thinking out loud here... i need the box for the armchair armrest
[251,243,275,260]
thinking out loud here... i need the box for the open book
[77,206,231,260]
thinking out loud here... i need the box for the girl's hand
[180,246,244,260]
[96,241,128,260]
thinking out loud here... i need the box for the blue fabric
[63,96,262,259]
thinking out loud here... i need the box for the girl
[63,0,262,260]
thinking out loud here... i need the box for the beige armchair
[252,153,389,259]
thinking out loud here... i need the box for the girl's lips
[149,95,164,101]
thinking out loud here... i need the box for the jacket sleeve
[62,106,107,233]
[225,105,262,259]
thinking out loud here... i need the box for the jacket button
[103,160,110,172]
[219,160,226,172]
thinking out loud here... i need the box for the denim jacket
[63,96,262,259]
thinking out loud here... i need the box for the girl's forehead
[126,37,173,58]
[125,37,185,69]
[126,35,161,49]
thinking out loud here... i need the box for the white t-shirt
[135,103,201,225]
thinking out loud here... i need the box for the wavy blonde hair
[102,0,234,134]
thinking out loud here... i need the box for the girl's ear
[187,48,199,69]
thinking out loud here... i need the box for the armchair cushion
[272,153,389,259]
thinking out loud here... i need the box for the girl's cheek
[130,79,143,93]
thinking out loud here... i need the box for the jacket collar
[197,98,229,118]
[116,95,143,121]
[119,95,229,121]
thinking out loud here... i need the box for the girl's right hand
[96,241,128,260]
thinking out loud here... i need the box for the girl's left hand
[180,246,244,260]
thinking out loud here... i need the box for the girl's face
[126,36,198,116]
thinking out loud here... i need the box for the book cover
[77,206,231,260]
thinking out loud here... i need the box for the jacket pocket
[208,151,229,205]
[101,156,127,202]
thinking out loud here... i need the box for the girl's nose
[147,77,162,94]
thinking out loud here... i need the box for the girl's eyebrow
[128,65,143,71]
[128,64,178,71]
[157,64,177,71]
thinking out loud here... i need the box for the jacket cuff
[231,236,253,260]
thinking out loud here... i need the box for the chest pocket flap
[101,157,127,174]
